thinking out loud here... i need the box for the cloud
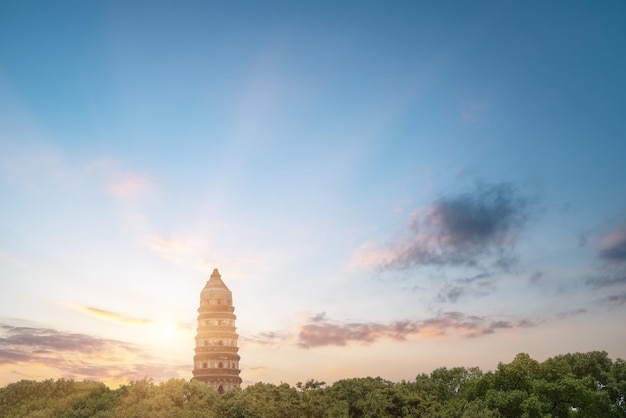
[0,323,138,369]
[0,324,137,360]
[350,242,396,269]
[1,150,156,201]
[80,158,156,202]
[584,222,626,304]
[460,101,488,126]
[310,312,327,322]
[529,271,543,283]
[296,312,537,348]
[106,170,155,198]
[555,309,588,319]
[0,150,69,191]
[239,331,292,347]
[598,291,626,306]
[145,234,208,265]
[585,276,626,289]
[68,305,192,337]
[70,305,154,326]
[436,273,495,303]
[246,366,270,372]
[598,225,626,264]
[356,182,531,272]
[0,321,190,385]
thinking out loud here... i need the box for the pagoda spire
[204,268,229,290]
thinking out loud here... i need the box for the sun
[155,319,179,343]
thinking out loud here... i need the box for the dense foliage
[1,351,624,417]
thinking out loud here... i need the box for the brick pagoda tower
[192,268,242,392]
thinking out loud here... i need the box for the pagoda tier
[191,268,242,392]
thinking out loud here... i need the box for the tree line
[1,351,625,417]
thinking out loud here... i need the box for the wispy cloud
[1,150,156,202]
[144,234,208,265]
[70,305,153,326]
[106,170,155,198]
[240,331,292,347]
[354,182,532,272]
[584,221,626,304]
[349,242,396,269]
[460,101,488,126]
[246,366,270,372]
[555,308,588,319]
[597,291,626,306]
[69,305,193,334]
[598,225,626,264]
[436,273,495,303]
[0,321,189,385]
[296,312,538,348]
[585,276,626,289]
[0,150,68,191]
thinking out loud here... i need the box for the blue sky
[1,1,625,387]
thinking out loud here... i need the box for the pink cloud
[598,225,626,263]
[106,171,155,198]
[297,312,538,348]
[349,242,397,269]
[239,331,292,347]
[144,234,209,266]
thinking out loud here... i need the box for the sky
[1,1,626,388]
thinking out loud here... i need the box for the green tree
[296,380,334,418]
[0,379,118,418]
[326,377,395,417]
[494,353,540,392]
[607,358,626,415]
[215,386,262,418]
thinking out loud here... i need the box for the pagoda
[192,268,242,392]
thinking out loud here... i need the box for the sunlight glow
[156,319,179,343]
